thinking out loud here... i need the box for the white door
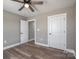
[48,13,66,49]
[20,20,28,44]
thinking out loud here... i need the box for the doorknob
[49,33,52,35]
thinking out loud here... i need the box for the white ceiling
[3,0,76,17]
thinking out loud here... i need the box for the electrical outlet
[4,40,7,44]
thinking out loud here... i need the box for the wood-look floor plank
[3,41,75,59]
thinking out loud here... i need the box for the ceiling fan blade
[29,5,34,12]
[26,0,31,3]
[12,0,24,3]
[31,1,43,5]
[18,5,24,11]
[31,4,38,11]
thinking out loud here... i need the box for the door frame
[27,19,36,43]
[47,13,67,50]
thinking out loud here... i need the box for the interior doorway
[27,19,36,43]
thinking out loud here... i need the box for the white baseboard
[64,49,76,56]
[35,42,48,47]
[3,43,21,50]
[3,39,34,50]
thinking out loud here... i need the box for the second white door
[48,13,66,49]
[20,20,28,44]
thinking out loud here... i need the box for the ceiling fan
[12,0,43,12]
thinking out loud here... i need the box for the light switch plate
[37,28,40,31]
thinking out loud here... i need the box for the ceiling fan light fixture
[25,4,29,8]
[12,0,43,12]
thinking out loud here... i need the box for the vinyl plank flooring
[3,42,75,59]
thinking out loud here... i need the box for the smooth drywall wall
[3,10,26,47]
[29,4,76,51]
[67,5,76,51]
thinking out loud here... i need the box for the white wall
[3,10,26,47]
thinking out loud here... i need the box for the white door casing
[20,20,28,44]
[48,13,67,49]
